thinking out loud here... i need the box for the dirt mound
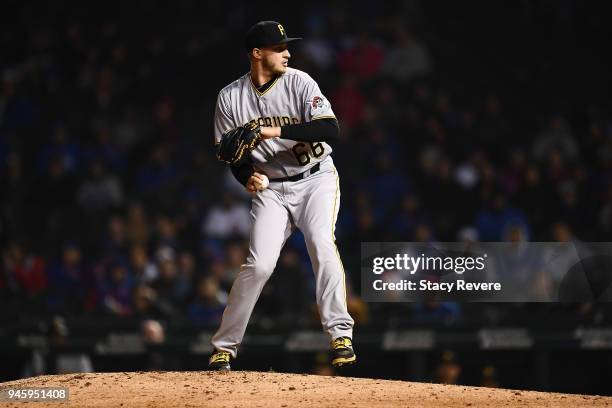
[1,371,610,407]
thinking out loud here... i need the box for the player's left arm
[259,75,338,142]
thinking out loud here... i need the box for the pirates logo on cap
[278,24,285,36]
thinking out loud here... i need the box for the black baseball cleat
[208,350,231,371]
[331,336,357,367]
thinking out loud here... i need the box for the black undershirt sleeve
[280,118,339,143]
[230,161,254,186]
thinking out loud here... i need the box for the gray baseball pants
[211,157,354,358]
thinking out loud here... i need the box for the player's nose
[283,49,291,58]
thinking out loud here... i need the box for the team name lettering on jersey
[246,116,300,128]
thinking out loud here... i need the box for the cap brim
[281,37,302,43]
[248,37,303,52]
[266,37,302,47]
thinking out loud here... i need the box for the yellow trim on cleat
[331,337,353,350]
[209,351,231,365]
[332,355,357,367]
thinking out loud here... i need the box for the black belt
[270,162,321,182]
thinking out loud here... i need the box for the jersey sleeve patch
[308,96,330,111]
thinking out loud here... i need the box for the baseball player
[208,21,355,370]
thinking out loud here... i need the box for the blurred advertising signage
[382,330,435,350]
[478,328,533,349]
[574,327,612,349]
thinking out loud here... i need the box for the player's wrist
[260,126,281,139]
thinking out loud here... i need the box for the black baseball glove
[216,122,262,165]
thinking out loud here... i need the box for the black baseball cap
[245,21,302,52]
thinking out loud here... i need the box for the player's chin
[276,64,288,73]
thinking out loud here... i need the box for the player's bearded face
[261,44,290,74]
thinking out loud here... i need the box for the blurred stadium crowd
[2,0,612,365]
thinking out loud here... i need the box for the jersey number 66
[292,142,324,166]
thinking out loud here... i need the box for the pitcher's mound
[1,370,610,407]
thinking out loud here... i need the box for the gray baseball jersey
[213,67,335,178]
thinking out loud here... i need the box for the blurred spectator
[177,250,198,286]
[129,244,158,285]
[114,107,145,151]
[515,165,555,238]
[474,194,530,241]
[209,258,232,292]
[500,149,528,196]
[140,319,181,370]
[555,181,587,235]
[97,261,133,316]
[1,152,26,237]
[83,126,126,171]
[480,365,500,388]
[532,115,579,163]
[202,193,251,239]
[299,29,335,71]
[260,248,311,324]
[134,144,179,195]
[151,246,189,312]
[31,156,78,236]
[154,215,180,249]
[47,243,85,312]
[362,152,410,221]
[125,203,150,245]
[411,298,462,326]
[382,28,432,83]
[132,285,164,319]
[309,351,336,376]
[101,215,128,258]
[330,76,365,131]
[391,193,425,238]
[186,276,227,326]
[428,158,465,239]
[337,30,385,80]
[433,350,462,385]
[474,95,511,154]
[551,221,573,243]
[37,125,81,175]
[2,241,47,298]
[457,226,479,243]
[414,223,434,242]
[76,159,123,212]
[141,319,165,344]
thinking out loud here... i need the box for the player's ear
[251,48,263,61]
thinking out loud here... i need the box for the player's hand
[259,126,281,139]
[246,172,265,193]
